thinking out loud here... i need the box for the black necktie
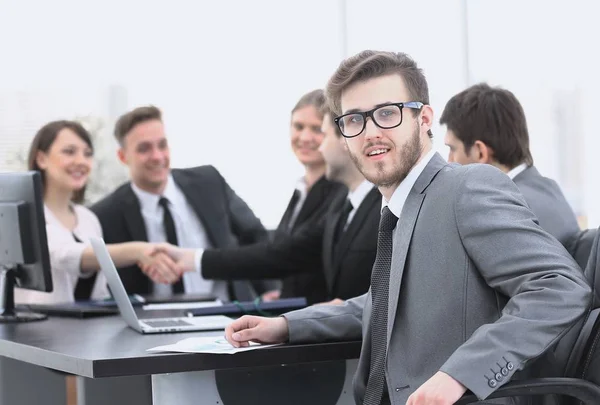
[73,233,98,301]
[363,206,398,405]
[158,197,184,294]
[332,199,353,254]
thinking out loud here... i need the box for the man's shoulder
[441,162,511,184]
[172,165,220,179]
[428,163,519,203]
[90,182,133,213]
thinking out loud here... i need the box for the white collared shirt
[15,204,110,304]
[131,175,226,298]
[506,163,528,180]
[383,149,436,219]
[344,179,375,230]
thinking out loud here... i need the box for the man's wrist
[193,249,204,273]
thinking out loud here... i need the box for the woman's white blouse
[15,204,110,304]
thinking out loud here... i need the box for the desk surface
[0,314,361,378]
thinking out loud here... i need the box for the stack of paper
[147,336,281,354]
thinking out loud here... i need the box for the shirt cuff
[194,249,204,273]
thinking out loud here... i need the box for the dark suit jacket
[90,166,268,296]
[513,165,580,253]
[275,176,345,301]
[201,186,380,304]
[275,176,341,235]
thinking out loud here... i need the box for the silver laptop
[90,237,232,334]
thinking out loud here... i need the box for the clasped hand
[137,243,196,285]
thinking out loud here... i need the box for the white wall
[1,0,597,227]
[467,0,600,226]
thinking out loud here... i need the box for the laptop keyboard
[143,319,193,328]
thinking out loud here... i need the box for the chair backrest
[547,227,600,380]
[582,228,600,308]
[575,228,600,388]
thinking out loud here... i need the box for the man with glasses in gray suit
[224,50,592,405]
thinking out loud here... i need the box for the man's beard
[349,125,422,189]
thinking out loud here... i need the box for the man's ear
[419,105,434,135]
[117,148,127,165]
[471,140,494,164]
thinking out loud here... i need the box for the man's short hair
[114,105,162,145]
[291,89,326,116]
[319,103,343,138]
[440,83,533,168]
[326,50,431,137]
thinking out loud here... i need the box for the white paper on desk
[142,300,222,311]
[147,336,281,354]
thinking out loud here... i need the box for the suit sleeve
[284,292,367,343]
[202,218,325,280]
[439,165,592,400]
[211,167,269,245]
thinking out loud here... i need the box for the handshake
[135,243,197,285]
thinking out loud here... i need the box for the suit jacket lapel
[277,190,300,233]
[323,207,342,290]
[122,185,148,242]
[172,170,221,246]
[386,153,448,345]
[293,176,328,230]
[330,188,380,280]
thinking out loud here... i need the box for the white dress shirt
[15,204,110,304]
[287,177,308,230]
[344,179,375,230]
[506,163,528,180]
[384,149,436,218]
[131,175,226,298]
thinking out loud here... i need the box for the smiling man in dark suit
[263,89,344,302]
[154,104,380,305]
[91,105,268,301]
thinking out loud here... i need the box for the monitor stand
[0,266,47,323]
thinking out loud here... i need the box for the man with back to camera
[222,51,591,405]
[91,105,268,301]
[150,102,380,304]
[441,83,581,253]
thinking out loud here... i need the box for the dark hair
[319,103,343,138]
[440,83,533,168]
[114,105,162,145]
[28,120,94,203]
[291,89,326,117]
[326,50,431,137]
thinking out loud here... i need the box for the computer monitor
[0,171,52,322]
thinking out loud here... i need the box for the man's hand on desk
[225,315,289,348]
[138,244,196,284]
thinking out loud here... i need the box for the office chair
[457,226,600,405]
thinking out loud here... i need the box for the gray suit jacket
[513,166,580,252]
[284,153,591,404]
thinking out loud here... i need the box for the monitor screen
[0,171,52,322]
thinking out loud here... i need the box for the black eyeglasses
[334,101,424,138]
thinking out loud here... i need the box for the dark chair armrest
[455,378,600,405]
